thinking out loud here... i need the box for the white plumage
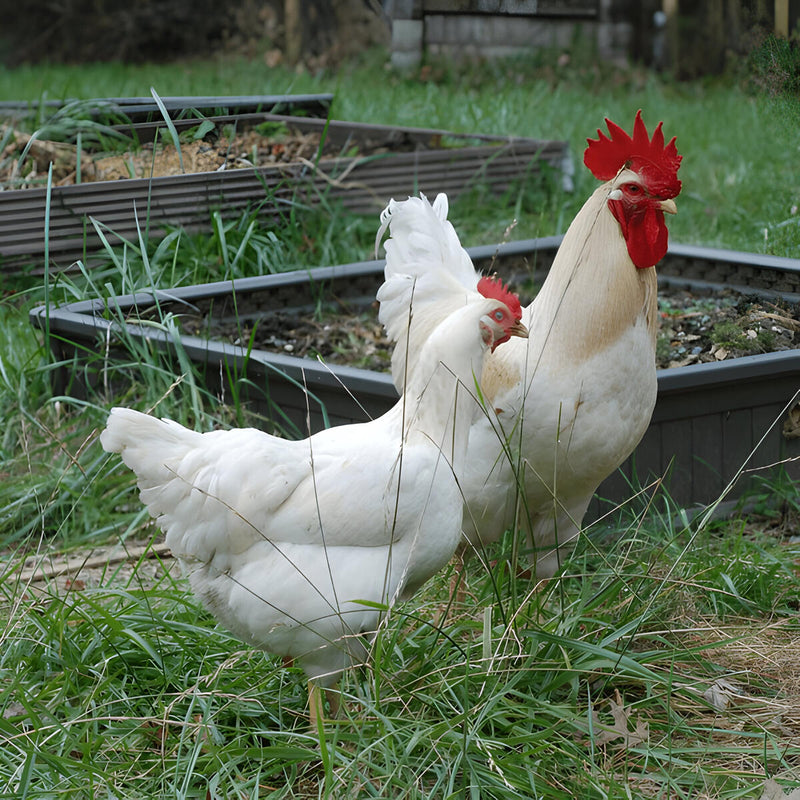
[100,294,525,720]
[376,176,677,578]
[376,193,481,390]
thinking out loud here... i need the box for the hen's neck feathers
[399,303,491,467]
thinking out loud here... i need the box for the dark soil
[184,286,800,373]
[657,287,800,368]
[193,305,393,374]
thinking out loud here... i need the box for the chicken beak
[659,198,678,215]
[509,320,528,339]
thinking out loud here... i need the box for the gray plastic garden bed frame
[30,238,800,512]
[0,94,334,126]
[0,108,568,270]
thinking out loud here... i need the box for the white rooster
[376,110,682,580]
[100,291,526,724]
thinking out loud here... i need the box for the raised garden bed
[0,94,334,189]
[30,238,800,512]
[0,103,568,270]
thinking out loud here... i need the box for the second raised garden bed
[31,238,800,514]
[0,104,568,270]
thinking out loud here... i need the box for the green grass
[1,48,798,255]
[2,492,799,799]
[0,49,799,799]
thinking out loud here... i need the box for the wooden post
[285,0,302,64]
[775,0,789,37]
[663,0,679,72]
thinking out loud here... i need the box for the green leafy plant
[710,319,775,354]
[178,118,216,143]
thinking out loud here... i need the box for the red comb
[583,109,682,198]
[477,275,522,320]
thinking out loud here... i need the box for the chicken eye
[494,310,505,321]
[625,183,642,194]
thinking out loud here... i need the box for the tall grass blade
[42,162,53,360]
[150,86,184,173]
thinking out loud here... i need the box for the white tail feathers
[100,407,198,482]
[100,407,255,565]
[375,193,481,391]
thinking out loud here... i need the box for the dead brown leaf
[591,689,649,748]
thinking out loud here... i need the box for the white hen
[100,294,526,723]
[376,111,682,579]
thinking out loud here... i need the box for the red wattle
[608,199,668,269]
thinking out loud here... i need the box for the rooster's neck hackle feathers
[528,184,659,364]
[584,109,682,199]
